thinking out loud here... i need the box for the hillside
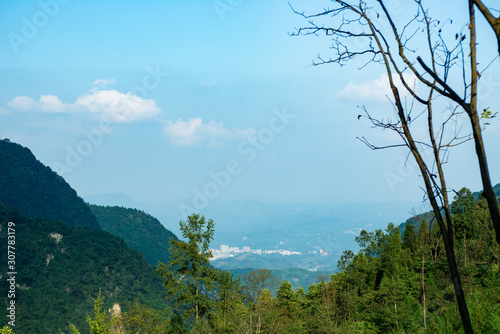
[0,139,99,228]
[88,204,178,266]
[231,267,331,291]
[0,203,168,334]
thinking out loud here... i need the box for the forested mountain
[67,191,500,333]
[0,203,167,334]
[0,139,99,228]
[88,204,178,266]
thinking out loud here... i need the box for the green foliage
[88,204,178,265]
[231,267,330,292]
[480,107,498,127]
[0,326,14,334]
[0,139,99,228]
[120,300,172,333]
[69,290,117,334]
[242,269,280,303]
[156,214,217,324]
[0,204,167,333]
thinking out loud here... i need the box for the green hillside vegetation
[88,204,178,266]
[25,190,495,334]
[0,203,168,334]
[0,139,99,228]
[231,267,331,292]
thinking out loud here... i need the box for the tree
[417,217,430,331]
[290,1,477,332]
[242,269,280,304]
[120,301,172,333]
[402,222,417,255]
[156,214,216,327]
[452,188,480,267]
[210,270,245,333]
[241,269,280,333]
[69,290,116,334]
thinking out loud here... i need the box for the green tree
[0,326,14,334]
[242,269,280,303]
[69,290,116,334]
[120,301,171,333]
[402,223,417,255]
[156,214,216,327]
[210,270,245,333]
[276,281,306,333]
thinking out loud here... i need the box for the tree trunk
[442,231,474,334]
[393,276,400,332]
[472,0,500,55]
[468,0,500,249]
[422,245,427,331]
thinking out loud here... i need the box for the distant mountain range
[85,192,417,272]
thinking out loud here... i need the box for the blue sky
[1,0,499,214]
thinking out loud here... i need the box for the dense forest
[88,204,178,266]
[0,203,168,333]
[0,139,172,333]
[1,138,500,333]
[0,139,99,228]
[18,188,497,334]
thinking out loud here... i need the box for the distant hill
[88,204,178,266]
[400,182,500,234]
[230,267,331,292]
[472,182,500,200]
[0,203,167,334]
[0,138,99,228]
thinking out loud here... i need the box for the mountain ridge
[0,138,99,229]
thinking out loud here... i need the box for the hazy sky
[1,0,499,212]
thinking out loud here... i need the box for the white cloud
[0,107,11,115]
[8,96,36,110]
[7,88,161,123]
[75,89,161,123]
[336,73,417,103]
[164,118,255,147]
[39,95,68,112]
[93,78,116,88]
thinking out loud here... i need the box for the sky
[1,0,499,215]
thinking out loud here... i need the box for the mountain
[84,194,416,271]
[0,139,99,228]
[88,204,178,266]
[0,203,167,334]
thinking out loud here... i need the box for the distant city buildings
[210,244,302,261]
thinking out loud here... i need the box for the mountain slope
[0,203,167,334]
[88,204,178,265]
[0,139,99,228]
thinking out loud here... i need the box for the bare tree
[414,0,500,249]
[289,1,485,332]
